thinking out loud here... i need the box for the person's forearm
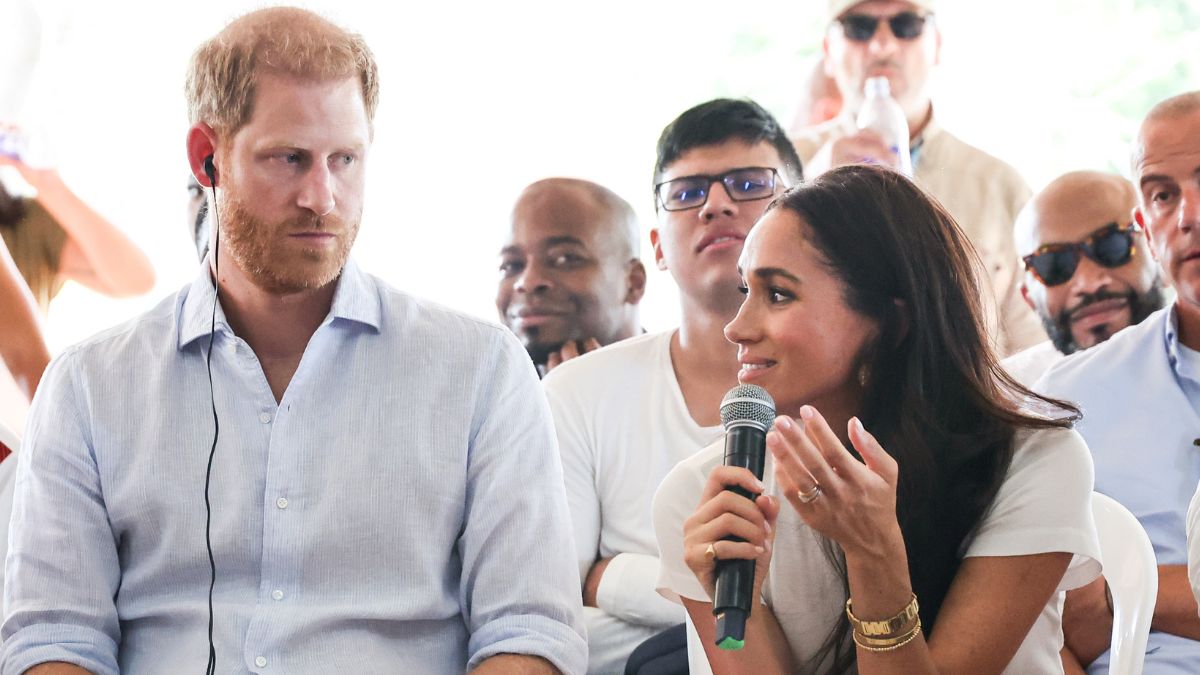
[844,542,939,675]
[28,171,154,296]
[592,552,686,626]
[687,599,795,674]
[472,654,559,674]
[1152,565,1200,639]
[0,241,50,399]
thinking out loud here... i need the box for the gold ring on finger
[797,484,823,504]
[705,543,717,560]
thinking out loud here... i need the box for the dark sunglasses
[1022,222,1142,287]
[654,167,781,212]
[837,11,929,42]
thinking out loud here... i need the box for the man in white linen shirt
[543,98,802,674]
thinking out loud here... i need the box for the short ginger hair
[185,7,379,139]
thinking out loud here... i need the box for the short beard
[524,340,560,368]
[219,188,358,294]
[1042,281,1167,355]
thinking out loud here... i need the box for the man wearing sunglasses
[1035,93,1200,674]
[793,0,1044,358]
[543,99,802,674]
[1003,171,1164,385]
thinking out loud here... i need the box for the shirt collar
[177,257,381,351]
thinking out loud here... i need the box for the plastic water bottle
[856,77,912,176]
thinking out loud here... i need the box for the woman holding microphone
[653,164,1101,674]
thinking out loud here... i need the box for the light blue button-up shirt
[1036,305,1200,674]
[2,260,587,675]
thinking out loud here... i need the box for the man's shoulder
[1038,308,1168,391]
[372,276,511,346]
[62,290,182,364]
[923,125,1026,185]
[543,330,671,394]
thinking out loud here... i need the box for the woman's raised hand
[769,406,903,560]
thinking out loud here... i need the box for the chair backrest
[685,612,714,675]
[1092,491,1157,675]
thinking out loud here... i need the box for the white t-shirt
[543,330,724,638]
[654,426,1102,674]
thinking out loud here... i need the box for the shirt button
[271,589,285,601]
[255,656,268,668]
[276,497,289,509]
[259,412,272,424]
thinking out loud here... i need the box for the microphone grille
[720,384,776,431]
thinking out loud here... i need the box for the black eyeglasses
[1022,222,1142,287]
[655,167,781,212]
[837,11,930,42]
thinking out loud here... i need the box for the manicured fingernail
[764,520,772,534]
[755,480,767,492]
[851,417,864,434]
[775,416,793,431]
[800,406,815,420]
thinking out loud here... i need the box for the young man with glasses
[1035,93,1200,674]
[1003,171,1164,385]
[542,99,802,674]
[794,0,1044,357]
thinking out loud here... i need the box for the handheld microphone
[713,384,775,651]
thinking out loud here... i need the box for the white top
[1001,340,1064,388]
[543,330,724,630]
[654,426,1102,674]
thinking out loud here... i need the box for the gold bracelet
[852,618,923,653]
[845,593,920,638]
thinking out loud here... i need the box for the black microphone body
[713,385,775,651]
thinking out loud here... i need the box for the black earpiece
[203,155,216,186]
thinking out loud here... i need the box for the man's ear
[649,229,668,271]
[1020,280,1035,311]
[187,123,219,188]
[625,259,647,305]
[1133,206,1159,263]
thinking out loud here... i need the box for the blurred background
[1,0,1197,349]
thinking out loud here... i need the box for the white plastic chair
[1092,491,1157,675]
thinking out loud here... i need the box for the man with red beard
[1004,171,1165,385]
[0,8,585,675]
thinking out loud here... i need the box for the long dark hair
[769,165,1079,671]
[0,179,27,228]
